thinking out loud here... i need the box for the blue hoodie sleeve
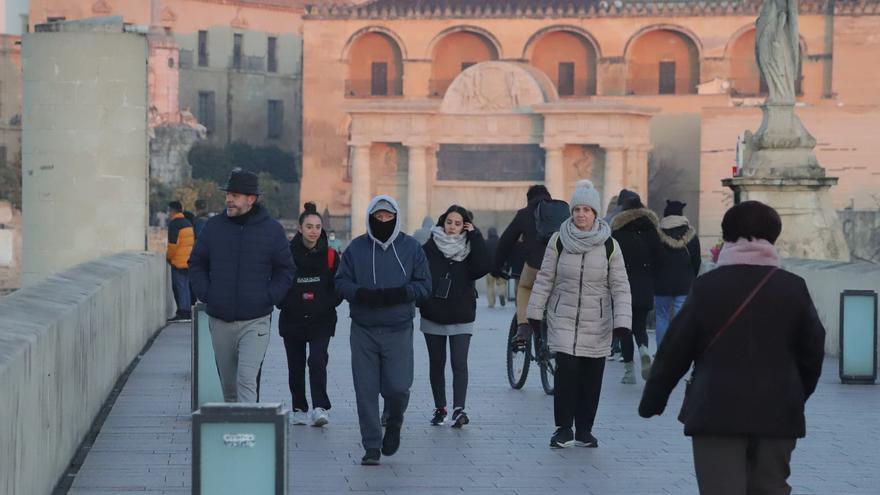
[405,243,432,303]
[188,222,210,302]
[335,244,360,302]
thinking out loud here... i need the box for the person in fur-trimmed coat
[611,190,662,384]
[654,200,701,348]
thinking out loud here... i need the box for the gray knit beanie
[570,179,602,215]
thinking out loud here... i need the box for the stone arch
[725,25,806,96]
[524,25,600,97]
[624,24,702,95]
[343,27,405,97]
[341,26,408,61]
[428,26,502,97]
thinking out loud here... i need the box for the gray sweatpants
[692,435,797,495]
[208,314,271,403]
[350,322,414,450]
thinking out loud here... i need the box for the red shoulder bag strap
[704,267,779,352]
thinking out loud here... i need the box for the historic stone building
[300,0,880,242]
[29,0,308,164]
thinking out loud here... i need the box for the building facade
[29,0,305,162]
[300,0,880,243]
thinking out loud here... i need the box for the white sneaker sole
[312,416,328,427]
[550,440,575,449]
[573,440,598,448]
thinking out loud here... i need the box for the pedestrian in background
[166,201,194,322]
[335,195,431,466]
[189,169,294,403]
[528,180,631,448]
[278,202,341,427]
[484,227,507,308]
[640,201,825,495]
[419,205,491,427]
[611,189,662,383]
[654,200,701,348]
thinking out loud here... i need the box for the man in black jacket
[189,169,295,403]
[495,185,553,342]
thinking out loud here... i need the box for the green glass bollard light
[839,290,878,384]
[193,403,289,494]
[192,303,225,410]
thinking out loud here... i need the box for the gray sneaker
[621,362,636,384]
[291,410,310,425]
[312,408,329,427]
[639,345,653,380]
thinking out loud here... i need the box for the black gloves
[355,287,409,307]
[527,318,543,335]
[382,287,409,305]
[355,288,385,307]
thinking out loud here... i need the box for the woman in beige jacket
[527,180,632,449]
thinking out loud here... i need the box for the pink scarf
[716,238,781,267]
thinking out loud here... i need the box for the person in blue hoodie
[336,195,432,466]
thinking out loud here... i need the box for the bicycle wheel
[506,315,530,389]
[535,324,556,395]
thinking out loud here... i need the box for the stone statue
[749,0,816,157]
[755,0,799,105]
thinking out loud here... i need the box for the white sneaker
[291,410,310,425]
[312,408,330,427]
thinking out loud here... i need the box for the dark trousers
[554,352,605,434]
[621,307,650,363]
[350,323,414,450]
[692,436,796,495]
[282,335,331,412]
[423,333,471,410]
[170,267,191,317]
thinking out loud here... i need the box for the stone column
[542,144,565,201]
[603,147,625,215]
[406,143,429,233]
[625,147,650,200]
[349,143,371,237]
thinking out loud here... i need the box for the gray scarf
[431,226,471,262]
[558,217,612,255]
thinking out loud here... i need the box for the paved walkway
[68,299,878,494]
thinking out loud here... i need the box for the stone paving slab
[68,299,879,494]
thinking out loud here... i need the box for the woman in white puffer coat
[527,179,632,449]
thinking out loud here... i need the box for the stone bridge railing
[0,252,172,495]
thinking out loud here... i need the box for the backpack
[326,248,337,271]
[534,199,570,244]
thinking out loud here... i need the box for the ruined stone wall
[839,209,880,264]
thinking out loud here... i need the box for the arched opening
[529,30,597,97]
[346,31,403,97]
[728,28,803,97]
[627,28,700,95]
[430,30,499,97]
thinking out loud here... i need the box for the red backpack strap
[327,248,337,271]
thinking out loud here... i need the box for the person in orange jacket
[166,201,195,322]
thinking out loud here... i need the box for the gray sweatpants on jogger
[350,322,414,450]
[208,314,271,403]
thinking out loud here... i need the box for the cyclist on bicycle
[527,180,632,449]
[495,184,556,345]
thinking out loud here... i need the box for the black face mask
[369,215,396,243]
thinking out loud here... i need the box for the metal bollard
[839,290,878,384]
[193,403,289,494]
[192,303,224,410]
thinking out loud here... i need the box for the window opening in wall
[558,62,575,97]
[198,30,208,66]
[267,36,278,73]
[268,100,283,139]
[658,61,676,95]
[233,33,243,70]
[371,62,388,96]
[461,62,476,72]
[47,16,66,23]
[198,91,216,135]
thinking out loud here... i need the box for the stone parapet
[0,252,172,495]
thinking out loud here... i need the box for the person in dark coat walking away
[639,201,826,495]
[495,185,555,343]
[527,180,632,449]
[193,198,210,238]
[166,201,194,322]
[611,189,662,383]
[419,205,492,427]
[277,202,341,427]
[654,200,701,348]
[335,195,432,466]
[484,227,507,308]
[189,169,295,403]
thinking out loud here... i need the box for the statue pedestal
[722,175,850,262]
